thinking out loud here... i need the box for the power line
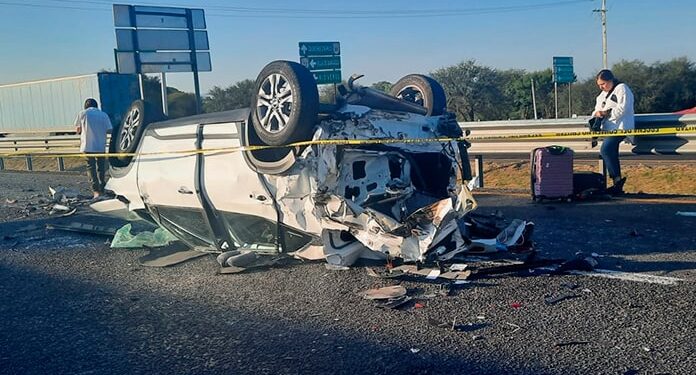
[2,0,594,19]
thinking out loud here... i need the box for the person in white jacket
[592,69,635,195]
[74,98,113,199]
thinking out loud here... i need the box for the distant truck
[0,73,140,136]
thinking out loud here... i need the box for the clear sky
[0,0,694,94]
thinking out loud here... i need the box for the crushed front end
[298,105,476,263]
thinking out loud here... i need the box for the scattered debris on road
[555,341,590,347]
[47,222,120,236]
[361,285,407,300]
[110,223,177,248]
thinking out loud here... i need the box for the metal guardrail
[461,113,696,155]
[1,113,694,172]
[459,113,696,187]
[0,134,81,171]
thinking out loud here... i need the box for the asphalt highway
[1,171,694,375]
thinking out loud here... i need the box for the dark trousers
[86,155,107,194]
[600,135,625,179]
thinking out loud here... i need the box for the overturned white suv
[95,60,482,266]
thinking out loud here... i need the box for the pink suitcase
[531,146,574,202]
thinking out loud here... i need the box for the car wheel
[251,60,319,146]
[390,74,447,116]
[109,100,164,168]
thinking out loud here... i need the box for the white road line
[569,269,684,285]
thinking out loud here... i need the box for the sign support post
[186,8,202,114]
[160,72,168,116]
[113,4,210,114]
[554,82,558,119]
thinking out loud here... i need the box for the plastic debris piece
[218,255,282,274]
[49,186,80,200]
[676,211,696,217]
[365,267,380,278]
[226,252,259,268]
[440,270,472,280]
[139,243,204,267]
[410,348,420,354]
[46,222,119,236]
[5,199,17,204]
[544,293,580,305]
[375,295,412,309]
[414,302,425,309]
[110,223,178,248]
[561,283,579,290]
[449,263,468,271]
[361,285,407,300]
[425,269,441,279]
[57,208,77,217]
[52,204,71,211]
[555,341,590,347]
[428,318,489,332]
[216,250,241,266]
[554,255,598,274]
[325,263,350,271]
[510,302,523,309]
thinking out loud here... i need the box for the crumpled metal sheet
[269,106,477,263]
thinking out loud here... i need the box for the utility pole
[594,0,608,69]
[531,78,538,120]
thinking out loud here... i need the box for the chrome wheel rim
[256,73,294,134]
[119,107,141,151]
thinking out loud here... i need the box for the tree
[167,91,197,119]
[370,81,393,93]
[431,60,508,121]
[203,79,256,113]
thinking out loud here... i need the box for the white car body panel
[137,126,201,209]
[101,103,476,263]
[201,123,276,220]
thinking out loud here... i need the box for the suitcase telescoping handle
[546,145,568,155]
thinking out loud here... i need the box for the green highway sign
[554,73,576,83]
[553,56,573,66]
[552,56,574,83]
[299,42,340,57]
[300,56,341,71]
[312,70,342,85]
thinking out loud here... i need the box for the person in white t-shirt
[592,69,635,195]
[74,98,113,199]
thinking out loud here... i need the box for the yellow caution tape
[1,125,695,159]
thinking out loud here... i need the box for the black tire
[250,60,319,146]
[109,100,165,168]
[390,74,447,116]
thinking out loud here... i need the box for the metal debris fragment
[361,285,407,300]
